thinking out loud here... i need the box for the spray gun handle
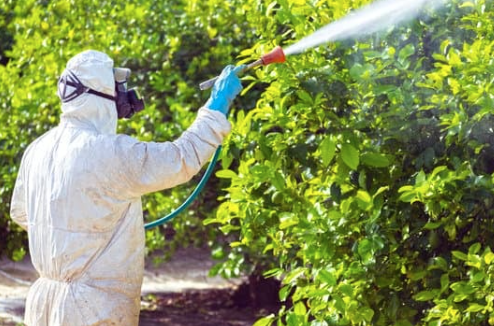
[199,60,263,91]
[199,77,219,90]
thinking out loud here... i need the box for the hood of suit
[58,50,118,134]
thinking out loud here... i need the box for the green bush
[2,0,494,325]
[206,0,494,325]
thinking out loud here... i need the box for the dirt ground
[0,248,263,326]
[139,290,261,326]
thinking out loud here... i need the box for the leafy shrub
[206,0,494,325]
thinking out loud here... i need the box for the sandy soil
[0,247,257,326]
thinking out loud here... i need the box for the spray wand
[144,46,286,230]
[199,46,286,90]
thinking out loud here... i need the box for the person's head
[57,50,144,134]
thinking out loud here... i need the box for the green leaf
[374,84,397,96]
[318,135,336,167]
[216,169,238,179]
[409,269,427,281]
[361,307,374,322]
[416,170,427,185]
[349,63,365,80]
[338,284,354,297]
[398,189,417,203]
[399,44,416,61]
[450,282,476,295]
[466,254,482,269]
[413,290,438,301]
[297,90,313,104]
[12,247,26,262]
[459,1,474,8]
[252,314,275,326]
[361,152,390,167]
[424,221,443,230]
[397,44,415,69]
[211,247,225,259]
[431,165,448,177]
[373,186,389,198]
[429,257,449,271]
[452,251,468,261]
[294,302,307,316]
[279,285,291,301]
[358,238,375,264]
[356,190,372,210]
[286,313,298,326]
[279,212,299,229]
[318,269,337,286]
[471,271,485,283]
[466,303,485,313]
[272,171,285,190]
[440,273,450,292]
[284,268,306,284]
[341,144,359,170]
[468,242,481,255]
[485,252,494,265]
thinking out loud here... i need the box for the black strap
[58,71,115,103]
[86,88,115,101]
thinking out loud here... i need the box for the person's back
[10,50,242,326]
[20,124,144,325]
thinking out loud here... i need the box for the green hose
[144,145,222,230]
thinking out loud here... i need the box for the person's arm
[116,65,243,196]
[10,160,28,231]
[117,108,231,196]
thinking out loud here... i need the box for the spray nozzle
[260,46,286,65]
[199,46,286,90]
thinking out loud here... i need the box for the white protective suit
[10,50,231,326]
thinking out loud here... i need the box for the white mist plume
[284,0,449,55]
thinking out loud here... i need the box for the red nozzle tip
[261,46,286,65]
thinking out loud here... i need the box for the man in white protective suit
[10,50,244,326]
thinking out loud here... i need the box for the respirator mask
[58,67,145,119]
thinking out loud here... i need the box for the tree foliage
[1,0,494,325]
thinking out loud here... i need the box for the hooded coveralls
[10,50,231,326]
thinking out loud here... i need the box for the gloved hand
[205,65,245,116]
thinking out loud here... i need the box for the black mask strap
[58,71,115,103]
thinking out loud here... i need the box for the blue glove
[205,65,245,116]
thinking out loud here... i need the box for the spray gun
[199,46,286,90]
